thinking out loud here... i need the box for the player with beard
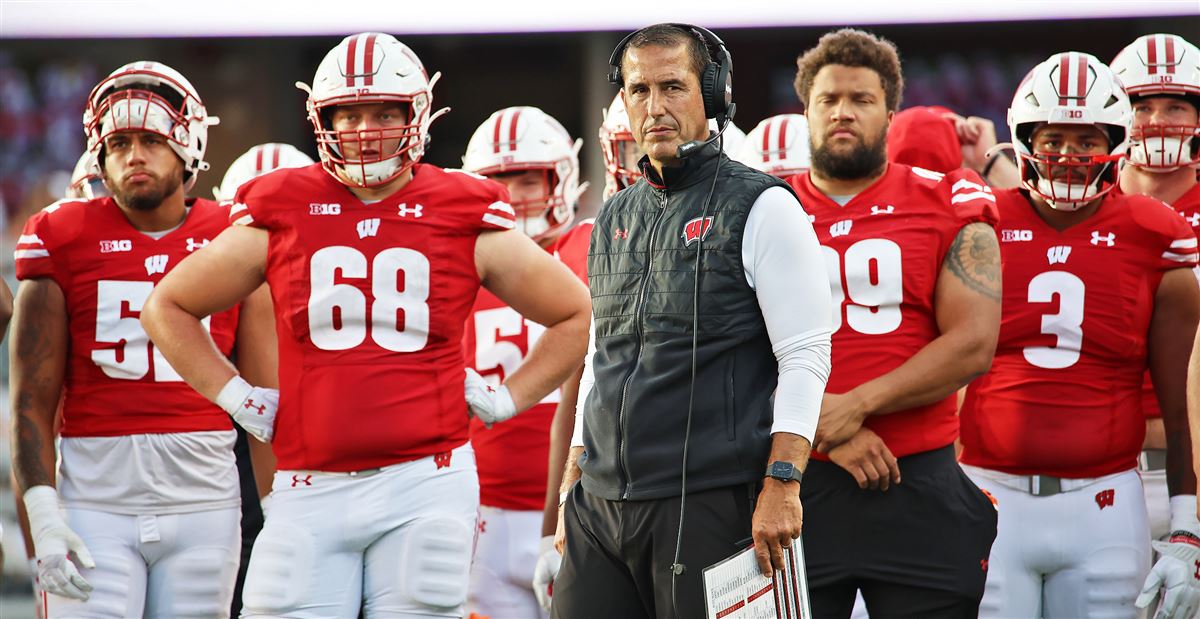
[10,61,276,617]
[785,29,1001,617]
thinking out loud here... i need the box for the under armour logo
[397,203,424,218]
[357,218,381,239]
[186,237,209,252]
[1095,488,1115,510]
[1090,231,1116,247]
[434,451,452,470]
[807,214,816,223]
[291,474,312,487]
[478,519,487,534]
[244,399,267,416]
[144,254,169,275]
[869,205,894,215]
[612,228,630,240]
[1187,212,1199,228]
[829,220,853,237]
[1046,246,1072,265]
[980,559,989,571]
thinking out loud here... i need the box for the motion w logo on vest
[681,216,714,246]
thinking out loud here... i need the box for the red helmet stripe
[508,108,523,151]
[254,145,266,174]
[777,117,790,161]
[345,36,359,87]
[760,118,771,162]
[492,110,505,154]
[1058,54,1071,106]
[1165,36,1177,74]
[271,144,281,169]
[1074,54,1087,107]
[1147,36,1159,75]
[363,34,378,86]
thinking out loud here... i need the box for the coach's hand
[828,428,901,491]
[752,478,803,579]
[24,486,95,601]
[464,368,517,427]
[815,391,868,453]
[215,375,279,443]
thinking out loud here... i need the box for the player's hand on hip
[464,368,516,427]
[752,478,803,579]
[532,535,562,612]
[814,391,868,453]
[827,427,901,491]
[23,486,95,601]
[216,375,279,443]
[1137,533,1200,619]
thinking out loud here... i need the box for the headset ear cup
[700,62,719,119]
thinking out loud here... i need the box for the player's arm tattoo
[11,280,65,489]
[944,222,1002,301]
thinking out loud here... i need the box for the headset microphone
[676,103,737,159]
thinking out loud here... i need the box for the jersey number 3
[1023,271,1085,369]
[308,246,430,352]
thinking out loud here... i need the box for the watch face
[770,462,794,478]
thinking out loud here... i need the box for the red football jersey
[1140,182,1200,419]
[959,189,1198,478]
[233,163,516,472]
[14,197,238,437]
[788,164,1000,458]
[465,220,591,510]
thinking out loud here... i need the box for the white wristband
[1169,494,1200,535]
[215,375,253,416]
[23,485,62,526]
[495,384,516,420]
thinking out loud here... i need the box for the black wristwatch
[765,461,803,485]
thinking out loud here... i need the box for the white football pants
[467,506,546,619]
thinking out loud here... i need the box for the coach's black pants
[802,444,998,619]
[552,482,757,619]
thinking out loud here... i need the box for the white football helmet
[1111,33,1200,171]
[599,93,641,200]
[734,114,811,178]
[462,106,586,241]
[213,143,315,201]
[298,32,447,188]
[65,152,108,200]
[83,61,218,190]
[1008,51,1131,211]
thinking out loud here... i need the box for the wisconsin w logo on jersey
[144,254,169,275]
[1046,246,1072,265]
[829,220,853,237]
[357,218,381,239]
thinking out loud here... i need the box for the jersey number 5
[822,239,904,335]
[308,246,430,352]
[94,280,210,381]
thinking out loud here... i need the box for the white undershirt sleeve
[743,186,833,442]
[570,316,597,448]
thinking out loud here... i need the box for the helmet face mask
[1008,52,1131,211]
[66,152,109,200]
[1111,33,1200,171]
[462,106,585,242]
[301,33,445,189]
[83,61,216,192]
[599,93,642,199]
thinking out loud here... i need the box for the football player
[958,52,1200,618]
[140,33,590,618]
[598,92,642,201]
[65,151,109,200]
[734,113,812,178]
[1111,32,1200,544]
[213,142,314,202]
[10,60,276,617]
[460,106,590,619]
[788,29,1002,617]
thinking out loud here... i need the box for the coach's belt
[1139,449,1167,472]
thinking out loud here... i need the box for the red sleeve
[230,173,272,229]
[556,221,592,284]
[1135,198,1199,271]
[14,205,61,281]
[478,181,516,232]
[940,168,1000,229]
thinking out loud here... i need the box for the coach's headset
[607,24,736,614]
